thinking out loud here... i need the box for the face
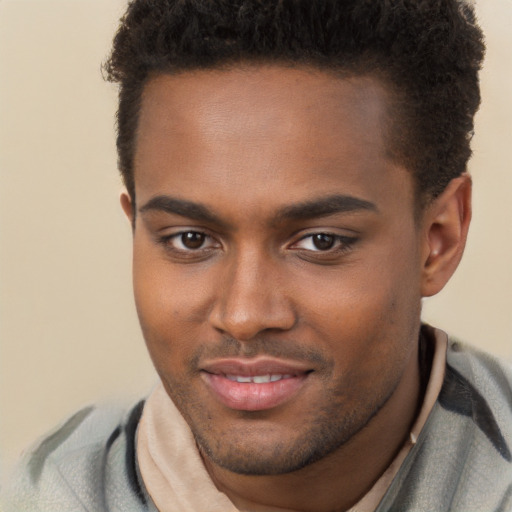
[128,66,425,475]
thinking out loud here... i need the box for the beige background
[0,0,511,480]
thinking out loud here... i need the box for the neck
[202,342,421,512]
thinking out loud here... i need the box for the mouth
[200,358,312,411]
[225,373,294,383]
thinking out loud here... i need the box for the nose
[208,250,296,341]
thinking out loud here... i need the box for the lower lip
[202,373,308,411]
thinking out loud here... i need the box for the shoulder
[446,337,512,385]
[441,339,512,456]
[443,339,512,435]
[1,400,156,512]
[379,337,512,512]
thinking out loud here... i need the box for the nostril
[209,300,296,341]
[208,262,296,338]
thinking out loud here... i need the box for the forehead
[134,65,413,217]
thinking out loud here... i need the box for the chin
[190,404,377,476]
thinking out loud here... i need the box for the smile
[225,374,293,383]
[200,358,312,411]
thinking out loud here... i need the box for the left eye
[294,233,351,252]
[166,231,215,251]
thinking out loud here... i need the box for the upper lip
[200,357,313,377]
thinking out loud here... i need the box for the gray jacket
[2,339,512,511]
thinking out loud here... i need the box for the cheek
[132,246,212,361]
[304,258,418,320]
[299,247,422,361]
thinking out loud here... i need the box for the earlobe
[421,174,472,297]
[120,191,134,226]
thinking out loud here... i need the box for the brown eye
[158,230,221,259]
[181,232,206,249]
[291,232,357,260]
[312,233,335,251]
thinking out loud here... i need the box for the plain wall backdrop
[1,0,511,480]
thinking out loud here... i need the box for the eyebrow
[139,193,377,227]
[274,194,378,222]
[139,195,229,228]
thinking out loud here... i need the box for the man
[2,0,511,511]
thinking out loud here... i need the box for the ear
[421,174,472,297]
[120,191,135,228]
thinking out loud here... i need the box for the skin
[122,65,471,511]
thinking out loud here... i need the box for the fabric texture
[375,339,512,512]
[2,333,512,512]
[1,401,158,512]
[137,383,239,512]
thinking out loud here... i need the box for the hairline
[127,60,435,222]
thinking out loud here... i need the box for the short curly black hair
[104,0,485,207]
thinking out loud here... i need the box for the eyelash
[156,230,358,260]
[157,231,219,257]
[292,233,357,254]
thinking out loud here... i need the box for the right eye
[172,231,208,250]
[158,230,221,258]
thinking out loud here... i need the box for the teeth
[253,375,271,384]
[271,374,292,382]
[227,375,252,383]
[225,374,291,383]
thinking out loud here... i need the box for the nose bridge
[210,245,295,340]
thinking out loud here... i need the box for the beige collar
[137,328,448,512]
[347,327,447,512]
[137,381,239,512]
